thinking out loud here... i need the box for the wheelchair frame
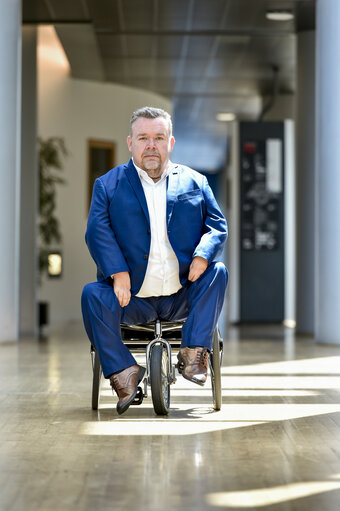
[90,320,223,415]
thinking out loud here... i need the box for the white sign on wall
[266,139,282,193]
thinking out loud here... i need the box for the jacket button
[143,254,148,260]
[147,229,151,235]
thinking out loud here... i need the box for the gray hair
[130,106,173,137]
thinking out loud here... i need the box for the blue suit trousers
[81,262,228,378]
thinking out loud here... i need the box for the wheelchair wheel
[91,349,102,410]
[210,327,223,411]
[150,344,170,415]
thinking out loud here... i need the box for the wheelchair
[91,320,223,415]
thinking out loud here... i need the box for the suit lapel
[125,159,150,225]
[166,164,179,226]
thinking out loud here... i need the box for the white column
[316,0,340,343]
[296,31,315,334]
[0,1,21,342]
[20,27,38,337]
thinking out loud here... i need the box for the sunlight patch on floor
[81,402,340,436]
[206,479,340,507]
[220,375,340,389]
[81,419,265,436]
[222,356,340,375]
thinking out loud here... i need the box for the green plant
[39,137,68,277]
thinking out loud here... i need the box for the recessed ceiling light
[266,9,294,21]
[216,113,236,122]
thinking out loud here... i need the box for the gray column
[296,31,315,335]
[316,0,340,344]
[0,1,21,342]
[20,27,38,337]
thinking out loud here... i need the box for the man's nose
[145,138,156,148]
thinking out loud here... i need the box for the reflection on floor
[2,322,340,510]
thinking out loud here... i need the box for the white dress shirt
[133,160,182,298]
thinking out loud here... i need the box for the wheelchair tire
[92,349,102,410]
[210,327,223,411]
[150,344,170,415]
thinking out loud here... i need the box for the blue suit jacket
[86,159,228,295]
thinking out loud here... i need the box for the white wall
[38,27,172,327]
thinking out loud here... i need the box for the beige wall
[262,94,296,121]
[38,27,172,327]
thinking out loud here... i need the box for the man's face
[127,117,175,181]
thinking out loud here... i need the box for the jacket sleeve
[192,176,228,263]
[85,178,129,278]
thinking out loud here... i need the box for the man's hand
[188,256,208,282]
[112,271,131,307]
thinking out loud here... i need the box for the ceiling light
[266,9,294,21]
[216,113,236,122]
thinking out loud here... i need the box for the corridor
[2,324,340,510]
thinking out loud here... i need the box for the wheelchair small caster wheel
[150,344,170,415]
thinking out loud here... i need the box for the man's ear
[170,136,175,151]
[127,135,132,152]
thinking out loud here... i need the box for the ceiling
[23,0,315,171]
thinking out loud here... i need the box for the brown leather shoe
[109,364,145,415]
[177,347,209,386]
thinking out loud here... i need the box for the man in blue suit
[82,106,228,414]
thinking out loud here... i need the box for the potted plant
[38,137,68,329]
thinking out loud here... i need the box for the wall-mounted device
[227,121,295,324]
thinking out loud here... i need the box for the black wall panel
[239,122,284,322]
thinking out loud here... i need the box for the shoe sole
[177,355,206,387]
[117,366,146,415]
[181,372,206,387]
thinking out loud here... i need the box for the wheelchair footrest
[130,386,144,406]
[176,361,185,373]
[172,364,177,383]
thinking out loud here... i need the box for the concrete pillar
[20,27,38,337]
[0,1,21,342]
[296,31,315,334]
[315,0,340,343]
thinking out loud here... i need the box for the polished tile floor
[2,322,340,510]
